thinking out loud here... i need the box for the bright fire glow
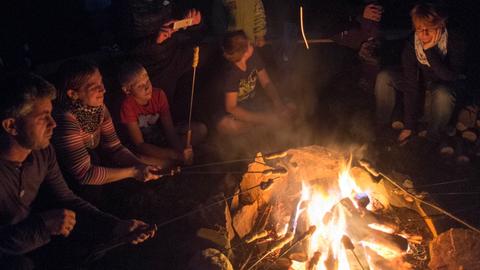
[289,161,404,270]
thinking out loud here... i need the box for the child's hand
[184,9,202,26]
[156,21,176,44]
[363,4,383,22]
[183,147,194,165]
[274,101,296,121]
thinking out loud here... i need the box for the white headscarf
[414,29,448,67]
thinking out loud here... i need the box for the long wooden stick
[358,160,480,234]
[187,46,199,147]
[300,6,310,49]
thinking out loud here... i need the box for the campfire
[195,146,437,269]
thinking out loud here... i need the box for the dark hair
[410,2,447,28]
[117,61,145,89]
[222,30,249,63]
[0,72,56,120]
[55,59,99,104]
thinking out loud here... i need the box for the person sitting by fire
[51,59,161,212]
[374,2,466,144]
[118,61,207,167]
[0,73,155,270]
[113,0,202,103]
[214,30,295,136]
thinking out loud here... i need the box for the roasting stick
[177,167,287,176]
[359,159,480,235]
[155,177,279,228]
[183,150,288,169]
[300,6,310,49]
[416,178,469,188]
[254,226,317,270]
[186,46,199,149]
[183,158,267,170]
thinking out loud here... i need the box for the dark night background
[1,0,480,269]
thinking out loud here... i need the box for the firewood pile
[187,145,479,270]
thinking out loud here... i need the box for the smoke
[210,35,376,162]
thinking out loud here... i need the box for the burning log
[231,146,438,269]
[247,232,295,270]
[262,150,288,160]
[306,251,321,270]
[245,230,269,244]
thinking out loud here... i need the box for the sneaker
[418,130,428,137]
[391,121,404,130]
[439,145,455,156]
[461,129,478,142]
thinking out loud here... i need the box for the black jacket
[401,30,466,129]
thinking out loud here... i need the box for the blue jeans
[375,69,456,136]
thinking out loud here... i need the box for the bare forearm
[263,82,282,104]
[228,106,270,124]
[110,147,143,167]
[103,167,137,183]
[135,142,179,161]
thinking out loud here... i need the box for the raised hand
[156,21,175,44]
[39,209,76,237]
[363,4,383,22]
[185,9,201,26]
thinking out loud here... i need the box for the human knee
[432,88,455,115]
[192,122,208,143]
[216,116,247,135]
[375,70,395,97]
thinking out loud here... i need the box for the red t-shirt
[120,88,170,127]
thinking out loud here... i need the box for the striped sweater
[223,0,267,40]
[52,106,138,185]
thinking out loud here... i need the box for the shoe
[461,128,478,142]
[391,121,405,130]
[397,129,413,146]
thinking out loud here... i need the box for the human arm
[225,92,276,125]
[100,108,144,166]
[53,112,156,185]
[160,111,184,152]
[362,3,383,22]
[155,9,202,44]
[124,121,180,166]
[257,68,295,119]
[0,216,51,255]
[257,68,283,108]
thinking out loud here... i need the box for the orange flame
[288,160,404,270]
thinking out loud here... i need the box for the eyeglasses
[415,27,440,35]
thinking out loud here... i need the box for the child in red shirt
[119,62,207,166]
